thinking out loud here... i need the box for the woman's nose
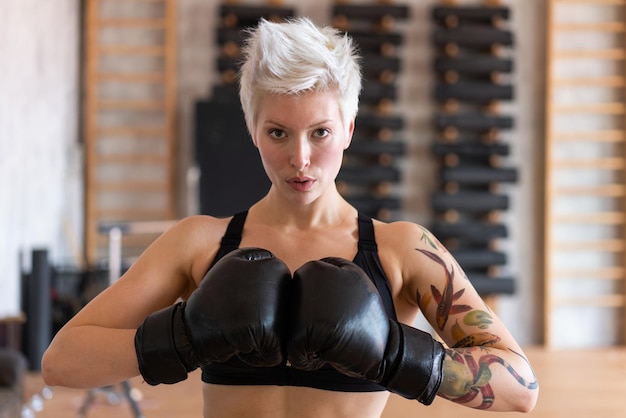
[290,138,311,170]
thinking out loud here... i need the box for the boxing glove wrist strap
[134,302,198,385]
[383,321,445,405]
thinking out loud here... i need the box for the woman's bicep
[66,216,212,330]
[402,225,519,351]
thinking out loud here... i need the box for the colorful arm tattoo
[415,248,471,330]
[415,248,538,408]
[440,348,538,409]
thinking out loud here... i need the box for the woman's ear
[249,131,259,148]
[344,119,355,150]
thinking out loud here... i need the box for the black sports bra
[201,211,397,392]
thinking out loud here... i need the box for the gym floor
[24,346,626,418]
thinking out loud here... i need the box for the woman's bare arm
[394,223,538,412]
[41,216,222,388]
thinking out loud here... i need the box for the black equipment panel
[195,100,270,217]
[435,82,514,102]
[220,5,295,28]
[432,141,510,157]
[431,221,508,242]
[432,192,509,213]
[432,6,511,23]
[332,4,410,20]
[433,27,514,49]
[440,166,518,184]
[435,56,513,75]
[452,249,507,268]
[469,274,515,295]
[436,114,514,131]
[337,166,401,183]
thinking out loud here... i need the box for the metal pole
[108,227,122,286]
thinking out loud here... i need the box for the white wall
[0,0,81,317]
[1,0,548,345]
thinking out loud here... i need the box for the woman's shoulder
[372,218,447,265]
[163,214,232,238]
[369,218,433,266]
[154,215,234,258]
[154,215,236,282]
[372,217,427,244]
[173,214,231,233]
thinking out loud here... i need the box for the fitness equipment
[332,1,410,221]
[429,0,517,298]
[81,0,178,264]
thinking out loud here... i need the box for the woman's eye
[269,129,285,139]
[313,128,330,138]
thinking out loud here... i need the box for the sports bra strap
[357,212,377,251]
[209,210,248,268]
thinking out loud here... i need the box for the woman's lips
[288,177,316,192]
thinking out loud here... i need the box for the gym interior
[1,0,626,417]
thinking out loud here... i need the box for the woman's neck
[251,188,355,230]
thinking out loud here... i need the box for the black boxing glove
[288,258,445,405]
[134,248,291,385]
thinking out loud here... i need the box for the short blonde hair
[238,17,362,135]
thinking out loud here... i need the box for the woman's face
[252,89,354,206]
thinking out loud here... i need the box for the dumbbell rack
[211,2,296,102]
[332,1,410,222]
[196,1,409,221]
[543,0,626,347]
[429,0,517,301]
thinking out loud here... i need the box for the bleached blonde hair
[238,17,362,135]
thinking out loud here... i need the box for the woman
[42,17,538,417]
